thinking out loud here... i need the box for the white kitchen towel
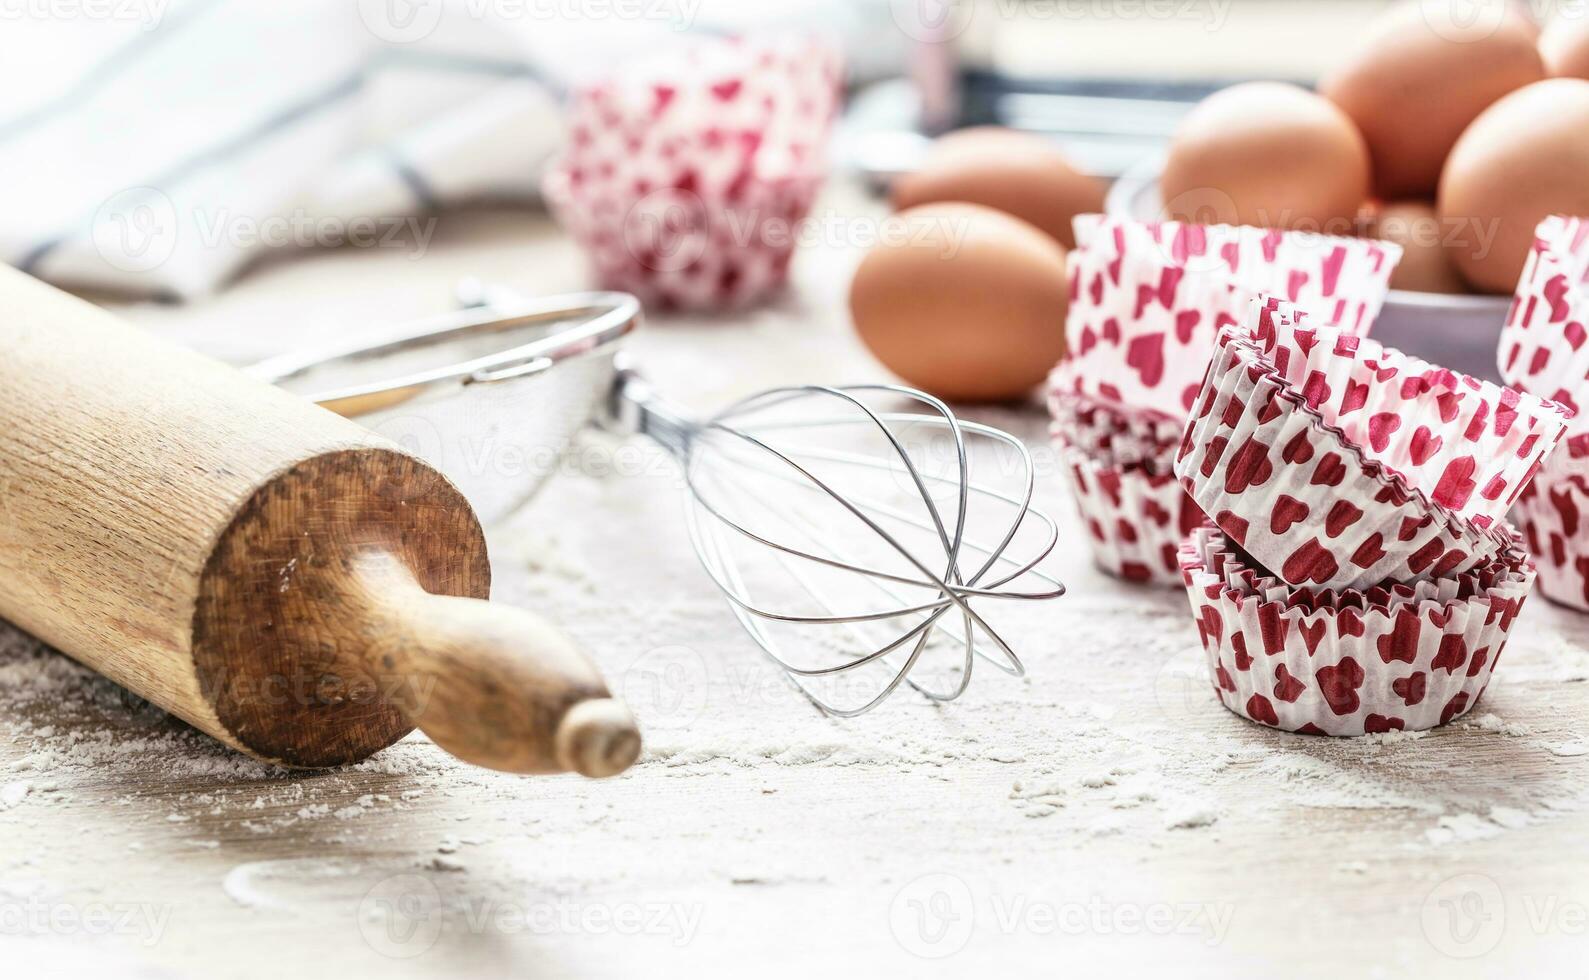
[0,0,902,298]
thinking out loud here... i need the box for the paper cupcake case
[1512,435,1589,612]
[1197,525,1521,613]
[1176,332,1515,591]
[1250,301,1572,528]
[1062,215,1401,419]
[544,172,825,310]
[1055,431,1204,587]
[1181,524,1534,735]
[556,37,843,194]
[544,37,843,310]
[1499,215,1589,416]
[1047,363,1183,468]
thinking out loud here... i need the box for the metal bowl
[1105,157,1509,382]
[249,293,640,526]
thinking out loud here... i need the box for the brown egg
[1321,0,1543,200]
[850,203,1068,402]
[1513,2,1544,39]
[1370,201,1470,295]
[1160,82,1370,234]
[891,127,1105,250]
[1542,16,1589,78]
[1439,78,1589,293]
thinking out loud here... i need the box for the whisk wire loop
[615,370,1065,716]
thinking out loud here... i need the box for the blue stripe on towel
[0,0,233,142]
[18,69,365,274]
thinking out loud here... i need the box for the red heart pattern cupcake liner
[1062,215,1401,419]
[1055,429,1204,588]
[544,36,842,311]
[1251,300,1572,529]
[1500,215,1589,420]
[1181,524,1534,735]
[544,172,825,311]
[1176,315,1515,591]
[1512,435,1589,612]
[1048,362,1183,469]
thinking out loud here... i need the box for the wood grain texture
[349,552,636,776]
[0,264,389,755]
[0,264,637,773]
[191,449,489,766]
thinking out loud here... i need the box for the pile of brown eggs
[849,2,1589,402]
[1167,2,1589,295]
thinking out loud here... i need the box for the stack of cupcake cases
[1174,299,1570,735]
[1048,215,1402,586]
[543,36,843,311]
[1180,525,1534,735]
[1050,369,1199,584]
[1500,215,1589,611]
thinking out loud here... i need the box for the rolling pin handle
[353,554,641,777]
[555,697,645,779]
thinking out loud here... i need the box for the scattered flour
[494,526,598,597]
[223,859,362,911]
[643,739,886,768]
[1358,730,1429,747]
[1548,740,1589,758]
[1426,813,1507,845]
[0,782,30,809]
[1489,806,1533,830]
[1467,713,1534,737]
[0,624,467,857]
[1009,780,1066,804]
[1164,802,1219,831]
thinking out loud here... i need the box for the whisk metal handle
[601,359,694,459]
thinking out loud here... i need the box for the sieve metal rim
[245,292,641,415]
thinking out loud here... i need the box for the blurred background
[0,0,1404,300]
[5,0,1587,385]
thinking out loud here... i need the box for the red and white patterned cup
[544,36,842,311]
[1181,524,1534,735]
[1250,301,1572,530]
[1063,215,1401,419]
[1053,424,1203,588]
[1513,435,1589,612]
[1047,362,1183,469]
[1176,321,1518,591]
[1500,215,1589,419]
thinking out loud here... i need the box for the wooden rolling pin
[0,266,640,777]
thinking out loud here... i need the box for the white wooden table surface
[3,189,1589,979]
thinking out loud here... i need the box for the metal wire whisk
[603,364,1066,716]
